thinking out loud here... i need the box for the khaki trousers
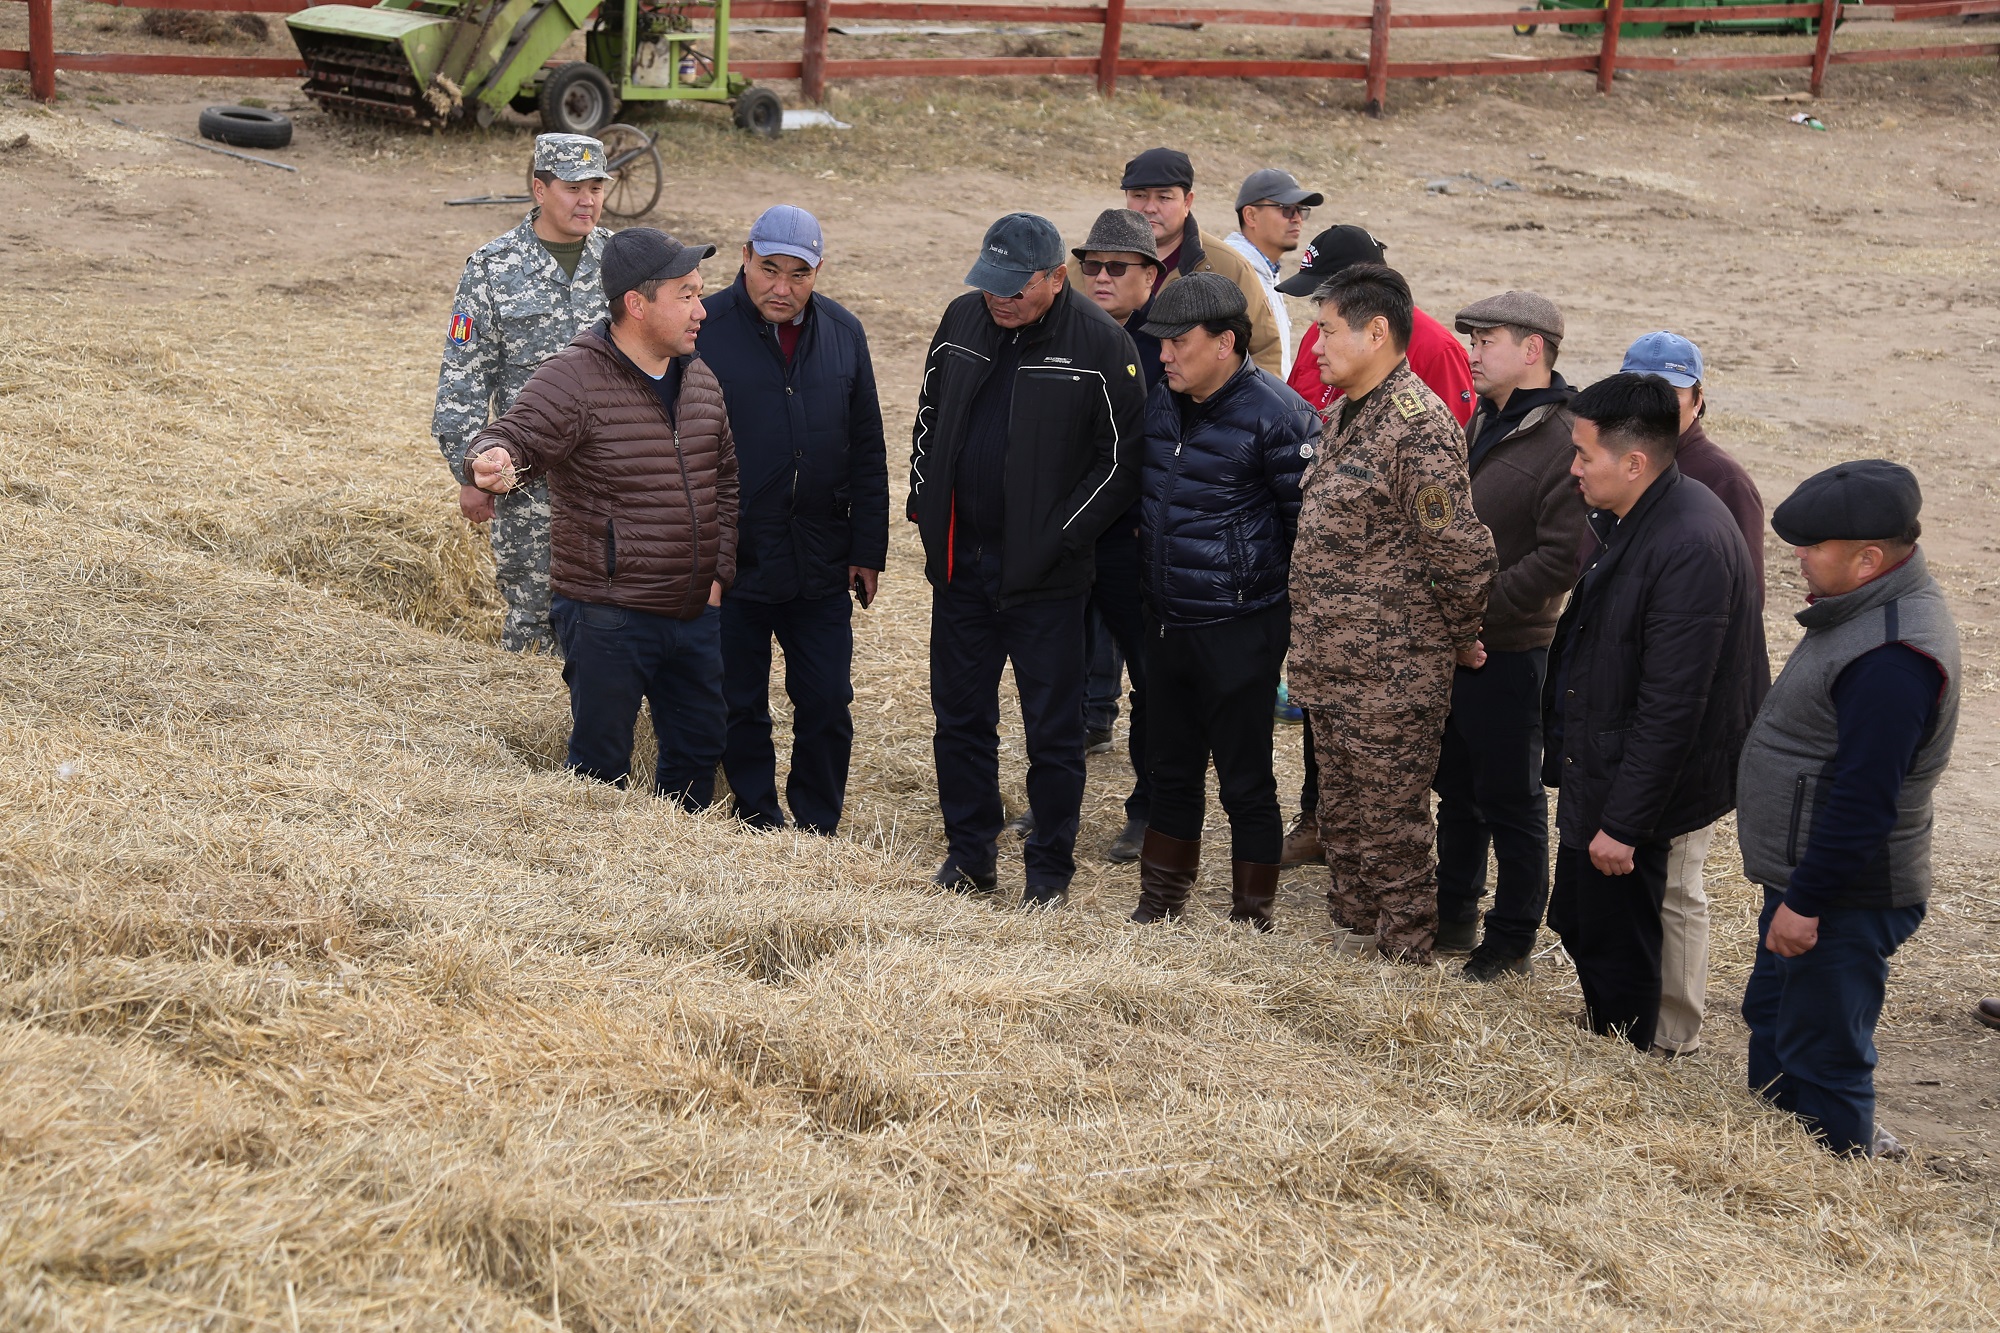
[1655,822,1716,1054]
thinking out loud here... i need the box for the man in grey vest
[1738,460,1959,1158]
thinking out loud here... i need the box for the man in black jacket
[909,213,1146,906]
[1543,373,1766,1050]
[701,206,888,834]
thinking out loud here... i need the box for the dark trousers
[1547,839,1671,1050]
[1431,647,1550,955]
[930,566,1088,891]
[719,590,854,834]
[1742,887,1925,1155]
[1084,606,1123,732]
[1088,530,1150,822]
[550,593,725,811]
[1144,603,1288,863]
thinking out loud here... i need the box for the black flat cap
[1141,271,1246,339]
[1772,459,1923,546]
[1121,147,1194,191]
[603,227,715,306]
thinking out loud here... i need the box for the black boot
[1105,816,1147,864]
[1229,861,1280,933]
[1130,829,1200,923]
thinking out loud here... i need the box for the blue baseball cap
[965,213,1065,296]
[747,204,824,268]
[1621,330,1705,388]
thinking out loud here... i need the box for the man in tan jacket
[469,227,738,810]
[1118,147,1282,377]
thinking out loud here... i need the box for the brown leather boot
[1130,829,1201,923]
[1229,861,1280,932]
[1280,813,1323,867]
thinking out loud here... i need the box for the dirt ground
[2,6,1996,1215]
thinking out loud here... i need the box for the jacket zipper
[604,519,617,580]
[671,422,702,615]
[1156,421,1188,633]
[1785,773,1807,865]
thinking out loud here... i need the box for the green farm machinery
[285,0,782,138]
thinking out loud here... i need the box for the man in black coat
[908,213,1146,907]
[1543,373,1767,1050]
[700,206,888,834]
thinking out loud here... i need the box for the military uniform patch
[1336,461,1377,482]
[1394,391,1425,421]
[1416,483,1453,532]
[449,311,474,345]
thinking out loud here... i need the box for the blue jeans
[1741,886,1925,1155]
[550,593,725,811]
[720,591,855,834]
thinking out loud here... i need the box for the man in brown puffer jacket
[469,228,739,810]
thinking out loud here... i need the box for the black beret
[1771,459,1922,546]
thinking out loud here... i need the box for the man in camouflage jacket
[1289,265,1497,963]
[432,133,613,652]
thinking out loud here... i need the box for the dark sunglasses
[1253,202,1313,221]
[1079,259,1148,278]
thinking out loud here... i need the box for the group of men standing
[435,134,1960,1160]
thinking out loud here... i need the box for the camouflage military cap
[533,133,612,182]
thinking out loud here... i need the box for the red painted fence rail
[8,0,1999,113]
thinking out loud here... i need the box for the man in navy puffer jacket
[1129,273,1316,929]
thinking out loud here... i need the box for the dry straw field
[3,58,1999,1330]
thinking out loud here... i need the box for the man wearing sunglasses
[1222,168,1324,378]
[908,213,1147,908]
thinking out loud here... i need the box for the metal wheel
[597,123,664,219]
[538,61,617,135]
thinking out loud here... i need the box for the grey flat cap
[1071,208,1159,263]
[1235,167,1324,210]
[1141,271,1247,339]
[1454,290,1564,341]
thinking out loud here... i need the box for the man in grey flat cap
[907,213,1145,908]
[1739,460,1958,1158]
[1434,290,1585,981]
[434,132,613,652]
[1222,168,1323,377]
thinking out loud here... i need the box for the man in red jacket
[1276,224,1475,868]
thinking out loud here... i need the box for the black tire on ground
[539,62,617,135]
[1512,6,1539,35]
[198,105,292,150]
[732,86,782,139]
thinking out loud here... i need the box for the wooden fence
[7,0,1999,114]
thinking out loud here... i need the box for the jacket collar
[727,267,814,328]
[1175,353,1259,418]
[1579,464,1682,596]
[1173,214,1206,276]
[1797,548,1929,632]
[513,210,606,288]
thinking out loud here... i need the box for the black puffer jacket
[1139,356,1315,627]
[1542,466,1769,847]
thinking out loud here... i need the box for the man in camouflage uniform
[1289,264,1497,964]
[432,133,614,652]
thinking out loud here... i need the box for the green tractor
[286,0,782,138]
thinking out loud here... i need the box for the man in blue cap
[699,205,888,836]
[1620,330,1769,1058]
[907,213,1146,907]
[1737,460,1958,1157]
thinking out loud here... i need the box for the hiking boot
[1005,808,1035,839]
[1085,727,1115,755]
[1280,813,1323,867]
[933,858,997,896]
[1462,943,1532,982]
[1229,860,1280,933]
[1434,915,1479,954]
[1130,829,1201,923]
[1020,883,1069,911]
[1105,816,1147,864]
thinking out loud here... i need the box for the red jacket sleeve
[1287,323,1334,415]
[1407,313,1475,426]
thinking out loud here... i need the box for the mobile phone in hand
[852,574,873,609]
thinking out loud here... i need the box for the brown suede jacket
[467,323,738,620]
[1463,387,1587,653]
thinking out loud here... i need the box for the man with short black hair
[1289,264,1496,964]
[1738,460,1956,1157]
[700,205,888,836]
[1119,147,1282,375]
[467,228,737,810]
[1222,168,1323,377]
[1619,330,1769,1056]
[1437,291,1585,979]
[434,132,613,653]
[908,213,1145,907]
[1544,372,1765,1050]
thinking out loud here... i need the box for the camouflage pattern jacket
[432,211,611,483]
[1288,360,1497,713]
